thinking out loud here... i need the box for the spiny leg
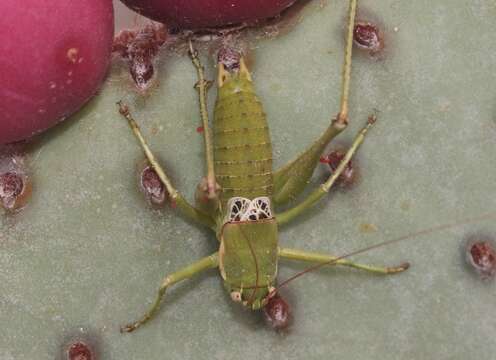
[276,115,375,226]
[272,0,358,205]
[279,247,409,275]
[188,40,219,202]
[121,253,219,333]
[118,101,215,229]
[336,0,358,127]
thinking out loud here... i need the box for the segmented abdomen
[214,89,273,207]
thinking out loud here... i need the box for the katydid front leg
[121,253,219,333]
[118,102,216,229]
[272,0,358,205]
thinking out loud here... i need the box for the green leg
[118,102,215,229]
[121,253,219,333]
[272,0,358,205]
[272,123,344,205]
[276,116,375,226]
[279,248,409,274]
[188,41,220,201]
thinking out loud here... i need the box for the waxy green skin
[118,0,408,333]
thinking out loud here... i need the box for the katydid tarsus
[117,0,412,332]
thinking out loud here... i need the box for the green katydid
[117,0,409,333]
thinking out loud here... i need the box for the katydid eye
[230,291,242,302]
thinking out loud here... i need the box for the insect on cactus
[117,0,409,333]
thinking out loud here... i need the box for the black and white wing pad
[226,197,273,223]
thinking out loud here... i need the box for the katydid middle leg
[272,0,358,205]
[121,253,219,333]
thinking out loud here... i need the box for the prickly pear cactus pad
[1,1,495,359]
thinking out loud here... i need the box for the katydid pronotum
[117,0,410,332]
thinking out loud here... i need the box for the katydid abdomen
[213,65,273,208]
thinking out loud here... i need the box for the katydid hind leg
[188,40,220,201]
[272,124,344,206]
[272,0,358,206]
[276,116,376,226]
[121,253,219,333]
